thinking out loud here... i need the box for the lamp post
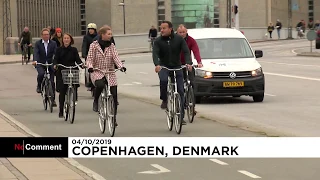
[287,0,293,39]
[119,0,126,34]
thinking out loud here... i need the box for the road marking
[122,83,133,85]
[260,61,320,68]
[238,170,261,179]
[265,93,276,97]
[132,82,142,85]
[264,72,320,81]
[209,159,228,165]
[139,72,148,74]
[138,164,171,174]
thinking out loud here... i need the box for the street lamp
[287,0,293,39]
[118,0,126,34]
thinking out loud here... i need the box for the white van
[187,28,264,103]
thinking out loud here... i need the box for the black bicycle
[37,62,55,113]
[56,63,83,124]
[21,44,28,65]
[184,65,198,123]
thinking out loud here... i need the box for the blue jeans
[158,67,185,118]
[36,65,55,99]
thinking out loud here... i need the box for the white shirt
[42,39,49,55]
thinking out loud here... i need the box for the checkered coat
[86,41,123,86]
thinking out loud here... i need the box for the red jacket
[180,34,202,64]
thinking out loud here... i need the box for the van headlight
[252,67,263,76]
[195,69,213,78]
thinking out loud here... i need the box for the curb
[118,91,303,137]
[0,108,107,180]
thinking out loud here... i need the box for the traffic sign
[307,31,317,41]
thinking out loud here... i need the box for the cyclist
[51,28,63,47]
[92,25,116,45]
[54,33,84,118]
[152,20,192,125]
[32,28,57,107]
[86,26,126,126]
[18,27,32,62]
[176,24,203,115]
[149,25,158,48]
[82,23,98,91]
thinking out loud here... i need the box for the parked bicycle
[92,61,125,137]
[184,65,198,123]
[56,63,83,124]
[36,62,55,113]
[163,65,188,134]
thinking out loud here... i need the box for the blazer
[33,39,57,65]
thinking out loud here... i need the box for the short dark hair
[161,20,173,28]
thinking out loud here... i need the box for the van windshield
[195,38,254,59]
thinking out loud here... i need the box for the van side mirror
[255,50,263,58]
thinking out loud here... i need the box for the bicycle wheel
[166,82,173,131]
[174,93,183,134]
[69,87,76,124]
[41,81,47,110]
[21,54,24,65]
[107,95,116,137]
[186,86,195,123]
[64,90,69,121]
[47,81,54,113]
[98,89,107,133]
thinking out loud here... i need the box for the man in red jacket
[177,24,203,115]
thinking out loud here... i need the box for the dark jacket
[180,34,201,64]
[152,32,191,67]
[92,35,116,46]
[276,22,282,29]
[81,31,98,58]
[149,29,157,38]
[19,31,32,44]
[33,39,57,64]
[53,45,83,91]
[52,37,62,47]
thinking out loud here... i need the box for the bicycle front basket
[61,69,80,84]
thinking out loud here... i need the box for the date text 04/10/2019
[71,146,239,157]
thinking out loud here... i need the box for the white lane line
[264,72,320,81]
[122,83,133,85]
[209,159,228,165]
[265,93,276,97]
[139,72,148,74]
[132,82,142,85]
[238,170,261,178]
[259,61,320,68]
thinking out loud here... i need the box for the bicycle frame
[36,62,54,112]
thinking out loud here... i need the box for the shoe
[36,87,41,93]
[182,119,187,125]
[93,101,98,112]
[52,101,57,107]
[160,101,167,109]
[59,112,63,118]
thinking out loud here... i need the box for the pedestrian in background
[267,22,274,39]
[275,19,282,39]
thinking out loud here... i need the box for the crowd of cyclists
[19,20,203,127]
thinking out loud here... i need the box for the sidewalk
[0,114,95,180]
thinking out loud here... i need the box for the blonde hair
[98,26,112,35]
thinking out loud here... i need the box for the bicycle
[93,65,125,137]
[183,65,198,123]
[36,62,55,113]
[162,65,187,134]
[21,44,28,65]
[148,37,155,52]
[56,63,83,124]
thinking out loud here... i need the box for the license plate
[223,81,244,87]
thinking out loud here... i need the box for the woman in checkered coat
[86,26,126,125]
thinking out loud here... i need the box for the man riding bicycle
[18,27,32,62]
[152,20,192,125]
[32,28,57,107]
[149,25,158,48]
[176,24,203,114]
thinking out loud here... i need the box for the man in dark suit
[32,28,57,106]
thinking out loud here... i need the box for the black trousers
[59,84,78,113]
[21,43,31,60]
[94,78,118,115]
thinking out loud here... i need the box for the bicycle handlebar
[36,62,53,66]
[56,63,83,69]
[160,64,198,71]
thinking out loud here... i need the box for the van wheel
[253,93,264,102]
[232,95,241,98]
[195,96,202,104]
[316,42,320,49]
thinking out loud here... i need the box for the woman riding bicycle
[53,33,84,118]
[86,26,126,126]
